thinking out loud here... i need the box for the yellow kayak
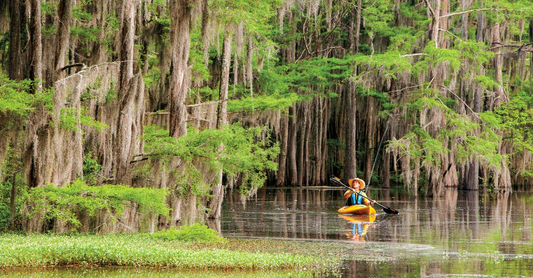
[338,205,377,215]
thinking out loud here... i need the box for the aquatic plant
[0,233,337,272]
[150,223,227,244]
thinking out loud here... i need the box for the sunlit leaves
[151,223,227,243]
[227,93,298,112]
[0,78,52,119]
[143,124,279,196]
[29,180,169,229]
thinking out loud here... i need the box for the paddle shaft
[331,177,398,214]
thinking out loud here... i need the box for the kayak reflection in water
[340,214,376,242]
[344,178,375,206]
[347,223,369,241]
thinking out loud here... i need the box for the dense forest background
[0,0,532,233]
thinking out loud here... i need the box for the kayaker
[344,178,375,206]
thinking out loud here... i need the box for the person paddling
[344,178,375,206]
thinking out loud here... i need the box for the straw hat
[348,178,365,189]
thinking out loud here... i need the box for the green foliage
[210,0,282,35]
[151,223,227,243]
[189,28,211,83]
[455,40,494,68]
[71,6,99,43]
[0,143,28,231]
[143,124,279,196]
[60,107,107,133]
[354,51,413,80]
[494,90,533,177]
[71,26,99,43]
[82,152,103,185]
[105,79,118,103]
[0,234,335,271]
[257,56,355,102]
[228,93,298,112]
[362,0,394,36]
[0,77,53,120]
[41,2,58,16]
[28,180,169,230]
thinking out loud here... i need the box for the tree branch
[439,28,463,42]
[440,8,500,19]
[400,53,428,57]
[440,85,479,119]
[60,63,86,71]
[423,0,436,19]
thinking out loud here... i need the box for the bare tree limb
[401,53,428,57]
[439,28,463,42]
[440,8,500,19]
[423,0,436,19]
[440,85,479,118]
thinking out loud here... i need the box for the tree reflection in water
[219,187,533,277]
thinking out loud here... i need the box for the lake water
[221,187,533,277]
[3,187,531,277]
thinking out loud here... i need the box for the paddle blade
[383,207,399,215]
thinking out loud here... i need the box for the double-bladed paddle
[331,176,399,215]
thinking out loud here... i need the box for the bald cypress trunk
[216,34,232,129]
[288,105,298,185]
[354,0,362,53]
[55,0,72,82]
[29,0,42,91]
[344,82,357,181]
[8,0,24,80]
[277,114,289,186]
[530,20,533,94]
[209,33,232,219]
[364,96,375,184]
[169,0,192,138]
[115,0,138,183]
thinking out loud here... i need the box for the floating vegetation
[0,233,338,274]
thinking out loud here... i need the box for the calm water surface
[221,187,533,277]
[3,187,531,277]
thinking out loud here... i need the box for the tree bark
[426,0,441,46]
[115,0,137,183]
[344,81,357,181]
[490,22,504,110]
[354,0,362,53]
[216,34,232,129]
[209,32,232,219]
[462,76,482,190]
[277,114,289,186]
[29,0,43,91]
[288,105,298,185]
[530,20,533,94]
[461,0,472,40]
[169,0,192,138]
[364,96,375,184]
[8,0,25,80]
[55,0,72,82]
[10,174,16,230]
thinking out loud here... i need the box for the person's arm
[344,190,352,200]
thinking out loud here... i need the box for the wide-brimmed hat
[348,178,365,189]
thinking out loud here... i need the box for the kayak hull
[338,205,376,215]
